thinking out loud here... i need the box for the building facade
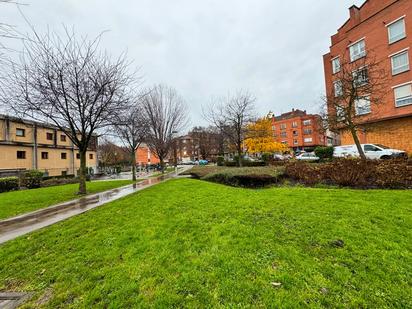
[135,143,160,166]
[0,115,98,177]
[323,0,412,153]
[269,109,327,152]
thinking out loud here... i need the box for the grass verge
[0,180,135,220]
[0,179,411,307]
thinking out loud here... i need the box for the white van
[333,144,407,160]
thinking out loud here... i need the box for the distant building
[323,0,412,152]
[135,143,160,165]
[269,109,327,152]
[0,114,98,177]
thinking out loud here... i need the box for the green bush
[314,146,334,160]
[20,170,44,189]
[224,160,266,167]
[0,177,19,193]
[216,156,225,166]
[261,153,272,165]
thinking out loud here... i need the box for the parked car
[296,152,319,161]
[333,144,407,160]
[198,159,208,165]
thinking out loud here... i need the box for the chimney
[349,5,360,24]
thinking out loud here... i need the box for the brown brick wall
[340,116,412,153]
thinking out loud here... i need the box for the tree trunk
[131,150,137,181]
[350,127,366,159]
[237,143,243,167]
[78,150,87,195]
[160,158,165,174]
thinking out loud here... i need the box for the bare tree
[190,126,221,160]
[0,28,133,194]
[142,85,188,172]
[98,138,128,167]
[204,90,256,166]
[112,96,148,181]
[324,53,389,159]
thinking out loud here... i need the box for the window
[17,151,26,159]
[46,132,53,140]
[334,81,343,97]
[61,152,67,160]
[280,123,286,130]
[388,18,406,44]
[355,96,371,115]
[60,135,67,142]
[61,171,67,177]
[281,141,287,144]
[293,139,298,145]
[280,132,287,138]
[304,137,313,143]
[391,51,409,75]
[41,152,48,159]
[292,121,298,128]
[349,39,366,62]
[304,129,312,135]
[271,125,275,131]
[293,130,298,136]
[352,67,368,86]
[332,57,340,74]
[364,144,380,152]
[336,106,345,121]
[76,153,80,159]
[303,119,311,126]
[89,153,94,159]
[16,128,25,137]
[394,83,412,107]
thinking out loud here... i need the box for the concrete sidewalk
[0,169,190,245]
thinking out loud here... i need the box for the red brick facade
[323,0,412,153]
[135,144,160,165]
[269,109,326,151]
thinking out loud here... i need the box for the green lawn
[0,179,411,307]
[0,180,134,220]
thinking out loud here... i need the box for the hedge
[0,177,19,193]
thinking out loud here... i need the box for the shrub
[0,177,19,193]
[216,156,225,166]
[285,158,411,189]
[20,170,44,189]
[314,146,334,161]
[261,153,272,166]
[224,160,266,167]
[41,177,79,187]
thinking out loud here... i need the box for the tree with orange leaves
[244,118,289,154]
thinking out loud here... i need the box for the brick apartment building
[323,0,412,153]
[0,114,98,177]
[135,143,160,166]
[269,109,327,152]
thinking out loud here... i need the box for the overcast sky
[2,0,364,128]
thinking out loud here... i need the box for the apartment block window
[349,39,366,62]
[46,132,53,140]
[355,96,371,115]
[334,80,343,97]
[352,67,368,86]
[61,152,67,160]
[388,18,406,44]
[271,125,276,131]
[89,153,94,159]
[391,51,409,75]
[41,152,48,159]
[332,57,340,74]
[293,139,298,145]
[303,129,312,135]
[303,119,311,126]
[293,130,298,136]
[16,128,25,137]
[280,132,287,138]
[394,83,412,107]
[280,123,286,130]
[281,141,287,145]
[304,137,313,143]
[17,151,26,159]
[76,153,80,159]
[292,121,298,128]
[60,134,67,142]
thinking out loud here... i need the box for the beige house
[0,115,98,177]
